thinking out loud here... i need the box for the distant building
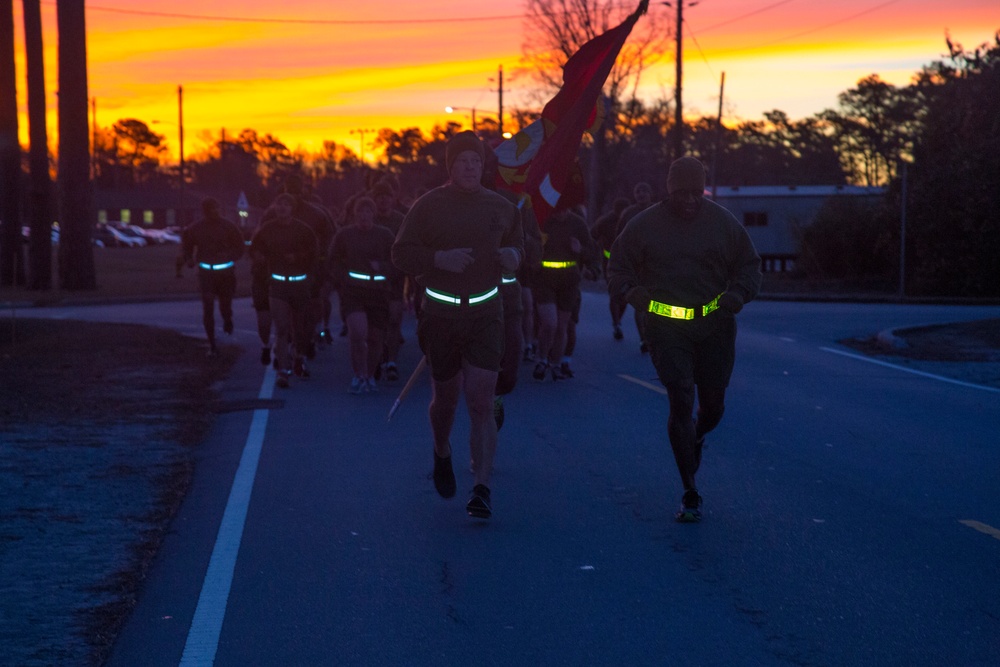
[711,185,885,272]
[93,187,263,236]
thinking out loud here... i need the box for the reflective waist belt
[501,275,517,284]
[648,293,723,320]
[348,271,387,282]
[271,273,308,282]
[198,261,235,271]
[541,260,577,269]
[425,286,499,306]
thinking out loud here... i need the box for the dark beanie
[666,156,706,194]
[446,131,485,173]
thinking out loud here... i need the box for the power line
[71,2,526,25]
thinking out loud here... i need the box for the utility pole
[710,72,725,198]
[898,161,908,300]
[674,0,683,160]
[497,65,504,137]
[91,96,96,179]
[177,86,184,188]
[664,1,697,160]
[350,128,376,163]
[177,84,185,216]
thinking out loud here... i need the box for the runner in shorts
[607,157,762,523]
[330,196,396,394]
[392,131,523,521]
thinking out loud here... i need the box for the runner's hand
[625,286,651,311]
[496,247,520,273]
[718,291,744,314]
[434,248,474,273]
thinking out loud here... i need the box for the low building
[93,187,263,236]
[711,185,885,272]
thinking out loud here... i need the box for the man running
[249,193,320,389]
[392,131,523,520]
[181,197,245,357]
[607,156,762,523]
[330,196,396,394]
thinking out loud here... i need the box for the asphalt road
[33,295,1000,666]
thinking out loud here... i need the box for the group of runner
[181,133,763,524]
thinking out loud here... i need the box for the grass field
[0,243,254,306]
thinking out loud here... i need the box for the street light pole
[350,128,376,163]
[177,84,184,213]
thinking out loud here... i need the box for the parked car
[134,226,181,244]
[97,224,146,248]
[92,226,120,248]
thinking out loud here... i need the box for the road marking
[820,347,1000,394]
[959,520,1000,541]
[180,367,275,666]
[618,373,667,395]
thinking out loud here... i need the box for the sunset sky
[11,0,998,162]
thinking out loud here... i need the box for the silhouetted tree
[57,0,96,290]
[0,0,23,286]
[904,32,1000,296]
[111,118,165,183]
[23,0,52,289]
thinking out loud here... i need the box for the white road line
[959,520,1000,542]
[179,367,276,666]
[820,347,1000,394]
[618,374,667,395]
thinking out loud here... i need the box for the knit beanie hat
[446,131,485,174]
[666,156,706,194]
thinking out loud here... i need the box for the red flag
[495,0,648,227]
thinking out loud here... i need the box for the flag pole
[387,356,428,421]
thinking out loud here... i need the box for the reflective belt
[501,275,517,284]
[603,249,611,259]
[541,260,577,269]
[198,261,235,271]
[348,271,387,282]
[271,273,308,282]
[648,293,724,320]
[425,286,499,306]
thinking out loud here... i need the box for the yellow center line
[959,520,1000,541]
[618,374,667,395]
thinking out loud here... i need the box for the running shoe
[559,361,574,378]
[385,363,399,382]
[674,489,702,523]
[493,395,505,431]
[522,344,535,363]
[260,346,271,366]
[319,328,332,344]
[275,373,290,389]
[613,325,624,341]
[433,453,456,499]
[532,361,548,381]
[365,377,379,393]
[466,484,492,519]
[293,358,309,378]
[348,377,364,394]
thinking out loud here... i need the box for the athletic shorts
[251,273,270,312]
[339,286,390,331]
[269,279,312,311]
[646,311,737,388]
[417,311,504,382]
[533,268,581,312]
[197,269,236,300]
